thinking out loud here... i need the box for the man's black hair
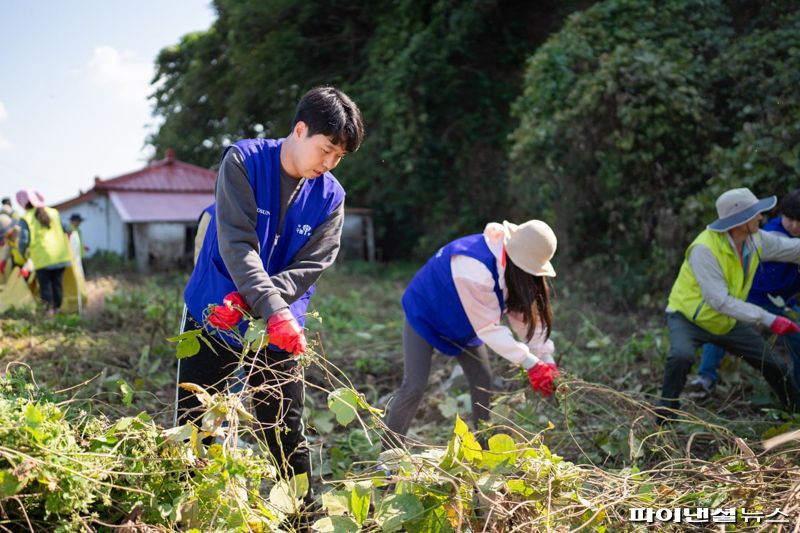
[1,197,10,206]
[292,86,364,153]
[780,189,800,220]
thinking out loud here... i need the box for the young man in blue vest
[688,189,800,396]
[179,86,364,481]
[659,187,800,421]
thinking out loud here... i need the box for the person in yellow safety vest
[16,189,72,315]
[0,213,29,276]
[658,187,800,422]
[0,214,18,279]
[69,213,89,258]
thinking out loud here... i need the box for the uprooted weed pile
[1,264,800,530]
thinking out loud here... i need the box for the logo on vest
[257,208,270,216]
[296,224,312,236]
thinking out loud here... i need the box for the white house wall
[59,195,126,256]
[132,222,192,271]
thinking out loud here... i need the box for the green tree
[149,0,589,259]
[510,0,800,302]
[510,0,734,301]
[698,9,800,212]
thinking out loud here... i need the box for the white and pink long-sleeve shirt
[451,222,555,369]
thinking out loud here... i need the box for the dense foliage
[511,0,800,301]
[149,0,799,299]
[149,0,590,259]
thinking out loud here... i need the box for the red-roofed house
[53,150,215,271]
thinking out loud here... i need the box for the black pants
[660,312,800,410]
[176,315,309,479]
[37,267,65,310]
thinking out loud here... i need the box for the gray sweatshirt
[668,230,800,328]
[215,146,345,319]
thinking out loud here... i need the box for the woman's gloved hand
[527,362,559,397]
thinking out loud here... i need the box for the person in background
[1,197,18,219]
[69,213,89,257]
[383,219,560,449]
[16,189,72,315]
[659,187,800,421]
[68,213,89,277]
[0,214,19,280]
[688,189,800,396]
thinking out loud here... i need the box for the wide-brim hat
[16,189,45,209]
[502,220,557,277]
[70,213,85,222]
[0,213,16,235]
[707,187,776,232]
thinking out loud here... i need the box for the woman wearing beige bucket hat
[383,219,560,448]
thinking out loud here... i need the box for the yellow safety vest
[668,229,761,335]
[10,240,24,266]
[22,208,72,270]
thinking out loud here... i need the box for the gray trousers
[384,319,493,448]
[660,312,800,410]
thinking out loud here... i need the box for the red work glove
[527,362,559,398]
[771,316,800,336]
[20,268,30,280]
[0,260,6,275]
[267,309,307,356]
[208,291,248,330]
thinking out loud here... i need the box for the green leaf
[167,329,203,359]
[311,516,360,533]
[483,433,518,469]
[117,378,134,407]
[162,423,196,443]
[375,493,424,532]
[322,490,351,516]
[411,505,455,533]
[24,403,45,443]
[350,481,372,525]
[291,472,310,500]
[0,471,21,497]
[24,402,43,427]
[437,396,458,418]
[311,410,335,433]
[453,415,482,463]
[270,472,309,514]
[244,319,267,344]
[507,479,534,497]
[328,388,359,426]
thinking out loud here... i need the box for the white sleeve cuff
[521,353,539,370]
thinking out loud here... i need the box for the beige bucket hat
[502,220,557,277]
[707,187,776,232]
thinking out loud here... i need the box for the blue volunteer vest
[402,234,505,355]
[748,216,800,307]
[185,138,345,346]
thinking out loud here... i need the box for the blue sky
[0,1,217,205]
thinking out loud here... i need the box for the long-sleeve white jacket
[451,222,555,369]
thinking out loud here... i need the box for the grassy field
[1,261,799,530]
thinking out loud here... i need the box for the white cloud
[0,100,7,121]
[88,46,153,103]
